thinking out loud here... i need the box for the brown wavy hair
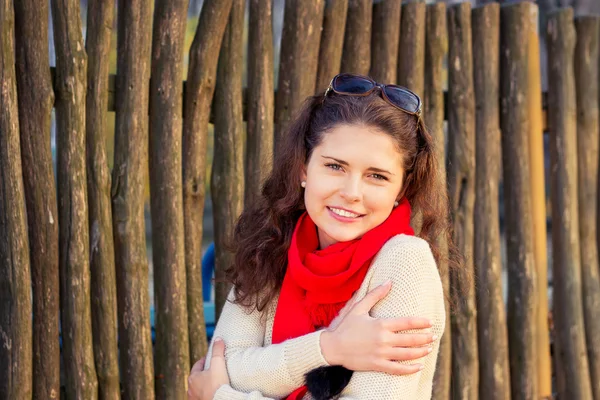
[228,91,463,311]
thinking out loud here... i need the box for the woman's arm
[203,290,328,398]
[337,235,446,400]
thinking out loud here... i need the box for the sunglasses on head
[324,73,422,117]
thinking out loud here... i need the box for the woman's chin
[323,229,364,244]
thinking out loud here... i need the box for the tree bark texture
[473,4,511,400]
[246,0,274,207]
[0,0,33,397]
[51,0,99,397]
[212,0,246,321]
[13,0,59,398]
[500,3,539,399]
[447,4,478,399]
[113,0,155,397]
[424,4,450,400]
[85,0,120,398]
[525,5,552,398]
[183,0,233,366]
[341,0,372,75]
[315,0,348,92]
[150,0,191,397]
[574,16,600,400]
[275,0,324,147]
[546,8,594,399]
[370,0,401,84]
[398,1,426,97]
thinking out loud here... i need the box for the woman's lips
[327,206,365,222]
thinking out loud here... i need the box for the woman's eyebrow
[321,155,395,175]
[321,155,349,166]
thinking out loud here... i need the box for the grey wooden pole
[246,0,275,207]
[0,0,33,397]
[447,3,478,399]
[150,0,191,396]
[546,7,593,399]
[315,0,348,92]
[474,3,510,399]
[574,15,600,400]
[212,0,246,321]
[85,0,120,397]
[113,0,155,397]
[500,3,539,399]
[370,0,401,84]
[425,4,450,400]
[51,0,98,395]
[183,0,233,364]
[13,0,59,397]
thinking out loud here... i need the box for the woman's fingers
[350,280,392,315]
[190,357,206,374]
[388,331,436,348]
[212,338,226,359]
[375,360,424,375]
[381,316,432,331]
[384,345,433,361]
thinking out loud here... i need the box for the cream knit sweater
[204,234,446,400]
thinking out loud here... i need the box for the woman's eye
[325,163,343,171]
[371,174,388,181]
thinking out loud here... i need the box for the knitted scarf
[271,199,414,399]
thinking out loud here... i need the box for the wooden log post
[85,0,120,398]
[51,0,98,397]
[546,8,594,399]
[113,0,155,397]
[398,1,426,96]
[341,0,372,75]
[212,0,246,321]
[500,3,538,399]
[574,16,600,399]
[424,4,450,400]
[525,5,552,397]
[0,0,33,397]
[473,4,510,399]
[446,3,478,399]
[275,0,324,146]
[315,0,348,92]
[246,0,274,206]
[183,0,233,365]
[13,0,59,398]
[370,0,401,84]
[150,0,191,396]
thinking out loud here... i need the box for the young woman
[187,73,461,400]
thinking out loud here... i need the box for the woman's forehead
[312,125,404,168]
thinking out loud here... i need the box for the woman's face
[302,124,406,249]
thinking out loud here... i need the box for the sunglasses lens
[333,74,375,94]
[384,86,420,113]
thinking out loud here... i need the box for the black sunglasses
[324,73,422,117]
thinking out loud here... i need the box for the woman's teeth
[329,207,360,218]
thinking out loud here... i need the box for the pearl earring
[301,181,306,188]
[394,201,399,207]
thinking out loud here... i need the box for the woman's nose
[340,177,362,202]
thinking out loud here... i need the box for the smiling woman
[302,125,405,249]
[187,73,465,400]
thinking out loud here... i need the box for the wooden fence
[1,0,600,399]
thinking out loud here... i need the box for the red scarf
[272,199,414,399]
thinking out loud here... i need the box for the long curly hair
[227,91,463,311]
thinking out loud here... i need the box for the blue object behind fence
[151,242,216,343]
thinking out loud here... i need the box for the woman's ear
[300,166,307,184]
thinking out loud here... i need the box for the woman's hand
[320,281,436,375]
[187,338,230,400]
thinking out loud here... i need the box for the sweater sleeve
[336,235,447,400]
[213,384,276,400]
[204,290,329,398]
